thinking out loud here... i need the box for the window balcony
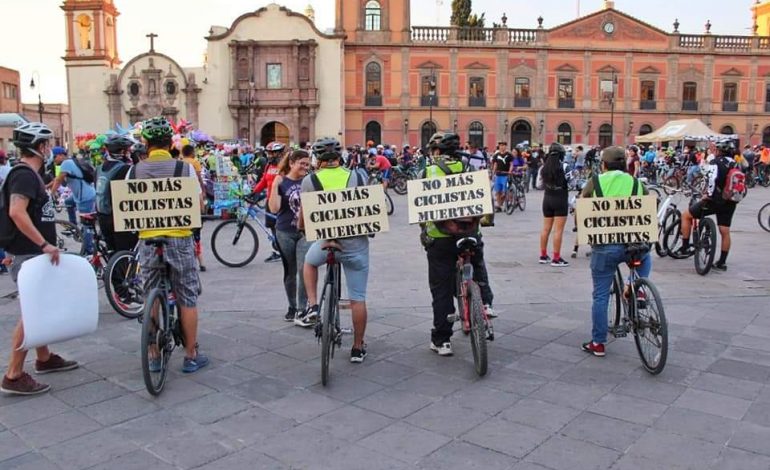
[722,101,738,112]
[558,98,575,109]
[421,95,438,107]
[365,95,382,107]
[468,96,486,107]
[682,100,698,111]
[514,97,531,108]
[640,100,657,110]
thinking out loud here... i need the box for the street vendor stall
[635,119,737,144]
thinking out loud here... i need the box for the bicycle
[54,219,82,254]
[104,242,144,319]
[607,243,668,375]
[759,202,770,233]
[210,196,279,267]
[78,213,112,281]
[367,170,395,215]
[446,236,494,376]
[504,174,526,215]
[140,237,185,396]
[663,209,717,275]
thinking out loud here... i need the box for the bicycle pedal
[447,314,459,323]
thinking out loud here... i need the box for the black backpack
[95,161,127,215]
[0,164,39,249]
[68,156,96,184]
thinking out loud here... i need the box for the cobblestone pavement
[0,187,769,469]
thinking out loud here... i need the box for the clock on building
[603,21,616,34]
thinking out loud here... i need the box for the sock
[718,250,729,265]
[573,245,578,252]
[681,237,690,249]
[541,249,547,257]
[553,252,561,261]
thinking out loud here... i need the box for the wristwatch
[39,241,49,250]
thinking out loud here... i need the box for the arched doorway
[468,121,484,149]
[720,125,734,135]
[599,124,613,148]
[639,124,653,136]
[260,121,290,146]
[510,120,531,146]
[557,123,572,145]
[365,121,381,145]
[421,121,437,148]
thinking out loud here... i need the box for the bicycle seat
[456,237,478,251]
[144,237,170,247]
[79,213,97,224]
[625,243,651,266]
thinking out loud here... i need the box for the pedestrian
[537,142,570,267]
[526,144,542,190]
[1,123,79,395]
[268,149,311,322]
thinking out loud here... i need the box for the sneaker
[264,252,281,263]
[284,307,297,322]
[495,206,502,213]
[148,357,162,373]
[581,341,606,357]
[199,265,207,272]
[1,373,50,396]
[484,304,497,319]
[295,305,319,327]
[430,341,453,356]
[182,353,210,373]
[674,245,695,257]
[551,258,570,267]
[538,255,551,264]
[571,250,578,259]
[350,347,367,363]
[713,262,727,272]
[34,354,78,374]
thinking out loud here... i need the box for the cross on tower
[146,32,158,52]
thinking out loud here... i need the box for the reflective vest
[315,166,352,191]
[593,170,642,197]
[424,159,466,239]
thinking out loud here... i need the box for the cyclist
[675,140,739,271]
[537,143,570,266]
[421,132,495,357]
[526,143,542,190]
[367,145,392,189]
[252,141,284,263]
[579,146,650,357]
[299,138,370,363]
[492,141,513,211]
[96,134,137,253]
[2,122,78,395]
[134,117,208,373]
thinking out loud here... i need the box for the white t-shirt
[0,163,11,186]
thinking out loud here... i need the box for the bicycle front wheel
[632,278,668,375]
[517,188,527,211]
[392,174,408,195]
[758,203,770,233]
[504,188,515,215]
[607,269,622,337]
[320,282,335,386]
[141,288,171,395]
[385,191,394,216]
[211,220,259,267]
[104,250,143,319]
[694,217,717,275]
[468,282,488,377]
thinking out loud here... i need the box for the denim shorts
[304,240,369,301]
[493,175,508,193]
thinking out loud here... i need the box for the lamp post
[29,71,44,123]
[248,74,255,145]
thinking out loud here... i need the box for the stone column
[703,55,714,114]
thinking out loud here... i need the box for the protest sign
[407,170,493,224]
[111,177,202,232]
[301,185,389,241]
[575,195,658,246]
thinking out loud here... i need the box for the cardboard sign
[300,185,389,241]
[407,170,493,224]
[575,195,658,246]
[111,177,201,232]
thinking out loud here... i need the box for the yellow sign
[300,185,389,241]
[575,195,658,246]
[406,170,493,224]
[111,177,201,232]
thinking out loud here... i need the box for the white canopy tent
[635,119,737,143]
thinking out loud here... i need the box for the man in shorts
[492,142,513,211]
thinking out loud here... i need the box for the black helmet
[312,137,343,161]
[547,142,566,159]
[428,132,460,154]
[131,142,147,159]
[141,117,173,143]
[715,139,735,155]
[106,135,135,154]
[13,122,53,151]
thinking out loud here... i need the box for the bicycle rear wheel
[656,210,679,257]
[517,187,527,211]
[663,218,690,259]
[758,202,770,233]
[104,250,143,319]
[632,278,668,375]
[392,174,408,195]
[468,282,488,377]
[141,288,171,395]
[385,191,394,216]
[320,281,336,386]
[694,217,717,275]
[504,188,515,215]
[211,220,259,267]
[607,269,622,337]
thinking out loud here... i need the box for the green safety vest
[593,170,643,197]
[424,159,466,239]
[315,166,352,190]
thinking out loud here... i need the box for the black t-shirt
[527,151,541,169]
[275,176,303,232]
[5,165,56,255]
[494,152,513,174]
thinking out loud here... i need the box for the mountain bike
[140,238,185,396]
[447,237,493,376]
[104,242,143,319]
[313,242,346,386]
[210,196,279,267]
[367,170,395,215]
[504,174,526,215]
[607,243,667,375]
[664,209,717,275]
[759,202,770,233]
[78,213,111,281]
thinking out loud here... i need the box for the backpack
[722,165,746,203]
[69,156,96,184]
[0,164,39,249]
[95,161,127,215]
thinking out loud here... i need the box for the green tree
[450,0,472,26]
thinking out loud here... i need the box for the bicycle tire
[694,217,717,275]
[607,268,622,337]
[104,250,143,319]
[504,188,515,215]
[210,220,259,267]
[663,176,680,193]
[385,191,394,216]
[141,288,170,395]
[762,168,770,188]
[632,278,668,375]
[392,175,408,195]
[320,282,335,386]
[517,188,527,211]
[664,218,690,259]
[655,210,678,257]
[758,203,770,233]
[468,282,488,377]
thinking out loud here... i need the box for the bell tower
[335,0,411,43]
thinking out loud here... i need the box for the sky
[1,0,757,105]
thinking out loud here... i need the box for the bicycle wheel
[468,282,488,377]
[517,188,527,211]
[210,220,259,267]
[392,174,408,195]
[607,269,622,337]
[664,218,690,259]
[762,168,770,187]
[632,278,668,375]
[694,217,717,275]
[54,219,82,254]
[385,191,394,216]
[759,203,770,233]
[655,210,678,257]
[320,281,335,386]
[663,176,680,193]
[141,288,170,395]
[104,250,143,319]
[504,188,515,215]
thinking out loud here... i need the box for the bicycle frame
[240,200,278,243]
[456,250,476,333]
[321,248,342,333]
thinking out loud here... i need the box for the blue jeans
[686,165,700,184]
[65,196,77,225]
[78,199,96,255]
[590,244,652,344]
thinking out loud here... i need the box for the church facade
[63,0,770,148]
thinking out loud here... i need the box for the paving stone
[493,334,543,354]
[482,370,549,396]
[560,411,647,452]
[51,379,126,407]
[510,462,551,470]
[354,388,434,419]
[742,401,770,427]
[12,410,102,449]
[461,417,550,458]
[691,372,763,401]
[392,371,470,398]
[626,428,724,469]
[445,383,521,415]
[208,406,295,447]
[229,375,297,404]
[499,397,581,432]
[196,446,288,470]
[610,454,689,470]
[80,392,158,426]
[358,421,452,464]
[40,429,137,470]
[259,423,351,468]
[306,405,393,440]
[673,388,752,420]
[172,391,250,424]
[729,421,770,456]
[532,342,587,363]
[187,363,260,391]
[0,395,70,428]
[349,359,420,385]
[310,442,413,470]
[404,400,490,438]
[531,380,609,410]
[148,427,239,469]
[654,406,738,444]
[588,392,668,426]
[263,389,344,422]
[418,440,519,470]
[0,430,32,462]
[524,435,621,470]
[86,449,178,470]
[0,452,60,470]
[710,447,770,470]
[235,352,305,376]
[310,374,384,403]
[707,358,770,383]
[135,376,216,406]
[113,409,196,446]
[506,355,574,380]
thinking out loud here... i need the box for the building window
[364,0,381,31]
[165,81,177,95]
[128,82,140,97]
[682,81,698,111]
[640,80,656,110]
[2,83,17,100]
[267,64,282,89]
[558,78,574,108]
[557,123,572,145]
[469,77,485,107]
[722,83,738,112]
[514,77,530,107]
[468,121,484,148]
[599,123,613,148]
[365,121,381,145]
[365,62,382,106]
[720,125,734,135]
[421,75,438,107]
[639,124,653,136]
[421,121,437,148]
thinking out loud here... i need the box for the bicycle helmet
[131,142,147,159]
[140,117,173,143]
[428,132,461,155]
[12,122,53,152]
[106,135,135,154]
[312,137,343,161]
[715,139,735,156]
[546,142,566,159]
[266,141,285,153]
